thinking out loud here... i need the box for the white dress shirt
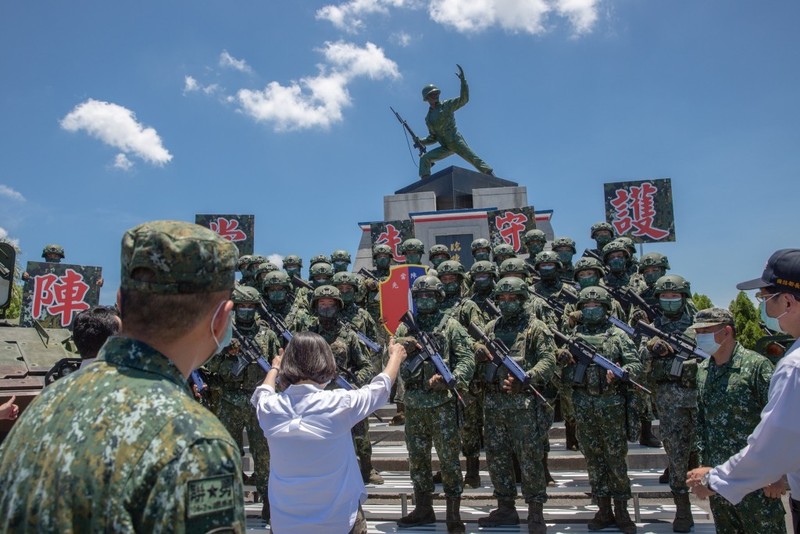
[251,373,391,533]
[710,339,800,504]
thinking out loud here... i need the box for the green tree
[729,291,763,350]
[0,240,22,319]
[692,292,714,311]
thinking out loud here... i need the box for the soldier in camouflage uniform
[471,238,492,263]
[331,249,352,273]
[0,220,246,531]
[429,243,452,271]
[401,238,425,265]
[309,285,381,485]
[523,229,547,269]
[248,261,279,290]
[260,270,314,336]
[563,257,627,330]
[205,285,280,521]
[395,275,475,532]
[602,240,646,300]
[334,271,384,374]
[476,277,557,533]
[237,255,255,285]
[584,222,615,260]
[614,237,641,278]
[552,237,577,283]
[498,257,559,329]
[558,286,641,534]
[492,242,517,267]
[640,274,699,532]
[438,260,486,488]
[282,254,303,284]
[693,308,786,533]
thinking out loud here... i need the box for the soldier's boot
[542,453,555,486]
[638,420,662,448]
[613,500,637,534]
[659,466,670,484]
[260,487,270,523]
[397,492,436,528]
[527,502,547,534]
[587,497,615,530]
[390,402,405,426]
[565,420,579,451]
[445,497,466,533]
[464,456,481,488]
[672,492,694,533]
[360,457,384,485]
[478,499,520,527]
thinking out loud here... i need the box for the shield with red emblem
[379,264,428,335]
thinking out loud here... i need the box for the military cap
[121,220,237,294]
[737,248,800,295]
[691,308,734,330]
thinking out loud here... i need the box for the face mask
[431,257,447,269]
[415,296,438,314]
[556,251,573,265]
[235,307,256,324]
[375,257,391,269]
[581,306,606,324]
[268,289,287,304]
[595,235,613,249]
[443,281,460,295]
[317,305,338,319]
[695,332,721,355]
[332,261,348,273]
[211,300,234,356]
[577,274,599,289]
[644,270,663,286]
[498,300,523,316]
[338,289,355,305]
[473,275,493,290]
[538,265,558,280]
[760,299,788,334]
[405,254,421,265]
[311,277,330,288]
[474,251,490,262]
[285,267,300,279]
[526,243,544,256]
[607,257,627,273]
[659,297,684,315]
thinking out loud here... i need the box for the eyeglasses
[755,292,780,304]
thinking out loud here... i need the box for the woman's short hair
[280,331,338,386]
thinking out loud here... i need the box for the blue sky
[1,1,797,308]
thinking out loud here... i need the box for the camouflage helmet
[590,222,614,239]
[436,260,465,278]
[578,286,613,311]
[551,237,576,254]
[523,229,546,244]
[332,271,361,289]
[309,261,334,278]
[471,238,490,252]
[372,243,392,257]
[638,252,671,273]
[330,249,351,263]
[250,255,267,265]
[534,250,562,269]
[421,84,440,101]
[283,254,302,267]
[615,236,637,256]
[428,244,450,258]
[493,276,529,301]
[42,244,65,259]
[498,257,528,277]
[232,285,261,305]
[311,284,343,309]
[411,274,445,299]
[237,254,254,271]
[262,270,292,290]
[653,274,692,298]
[493,243,516,260]
[573,257,606,279]
[602,240,630,261]
[253,262,279,280]
[401,238,424,254]
[309,254,330,267]
[470,260,498,278]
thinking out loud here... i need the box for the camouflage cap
[121,220,238,294]
[691,308,734,330]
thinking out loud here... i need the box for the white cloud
[60,99,173,166]
[267,254,284,269]
[554,0,599,35]
[113,153,134,171]
[0,227,19,248]
[219,50,253,74]
[183,75,219,95]
[391,31,413,47]
[236,41,399,131]
[316,0,410,33]
[0,185,25,202]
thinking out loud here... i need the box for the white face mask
[695,331,721,355]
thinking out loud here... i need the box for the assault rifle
[483,298,501,318]
[636,321,710,377]
[606,285,661,323]
[552,329,651,394]
[390,107,427,157]
[529,288,578,316]
[231,324,272,376]
[467,322,549,405]
[400,311,465,406]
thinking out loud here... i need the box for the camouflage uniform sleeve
[526,319,557,385]
[615,328,642,378]
[532,298,559,330]
[448,319,475,391]
[695,364,709,465]
[141,439,245,533]
[753,355,776,408]
[349,333,374,386]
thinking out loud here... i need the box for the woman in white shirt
[252,331,407,534]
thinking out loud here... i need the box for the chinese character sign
[604,179,675,243]
[195,214,255,256]
[20,262,102,328]
[436,234,473,269]
[488,207,537,253]
[370,220,415,263]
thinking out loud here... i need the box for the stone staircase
[243,402,715,532]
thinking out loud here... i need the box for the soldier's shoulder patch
[186,474,236,518]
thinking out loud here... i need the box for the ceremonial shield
[379,264,428,335]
